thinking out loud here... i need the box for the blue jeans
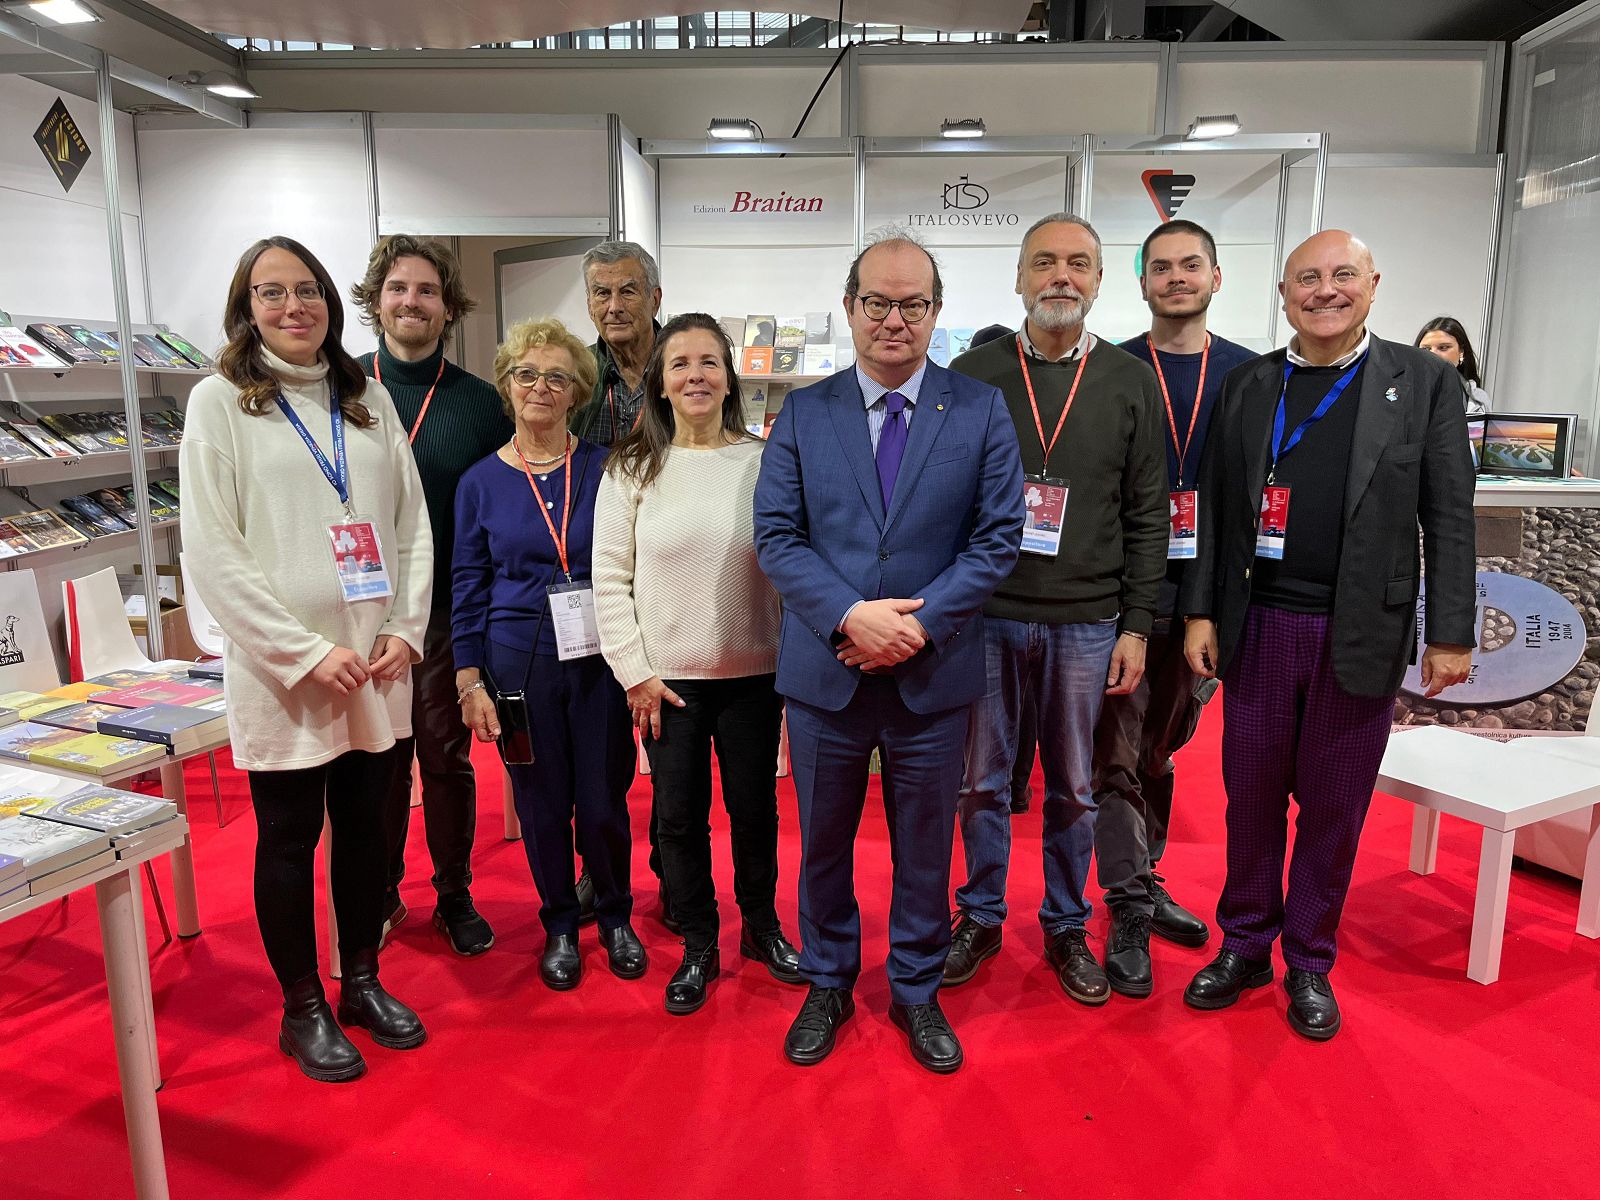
[956,617,1117,934]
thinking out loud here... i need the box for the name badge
[547,580,601,661]
[1256,485,1291,561]
[326,519,394,603]
[1021,474,1069,557]
[1168,489,1198,560]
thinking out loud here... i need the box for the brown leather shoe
[1043,927,1110,1006]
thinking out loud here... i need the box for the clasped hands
[837,597,927,673]
[310,634,412,697]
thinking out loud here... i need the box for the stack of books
[22,783,179,862]
[0,813,113,899]
[0,851,24,911]
[3,409,184,461]
[0,721,170,776]
[17,322,213,370]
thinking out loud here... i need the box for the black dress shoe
[941,913,1002,986]
[1043,928,1110,1006]
[784,985,854,1066]
[280,973,366,1083]
[664,944,720,1015]
[1284,968,1341,1041]
[889,999,964,1074]
[1183,949,1273,1010]
[739,924,803,984]
[433,889,495,957]
[1009,786,1031,815]
[657,879,681,935]
[575,870,597,927]
[540,932,583,990]
[336,948,427,1050]
[1105,908,1154,999]
[1149,874,1211,947]
[600,923,648,979]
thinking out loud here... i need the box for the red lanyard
[513,435,574,579]
[607,383,645,436]
[1015,334,1091,471]
[1146,333,1210,488]
[374,350,447,446]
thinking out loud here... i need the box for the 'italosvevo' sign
[693,190,826,214]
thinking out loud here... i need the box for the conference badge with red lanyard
[515,436,600,660]
[1016,335,1090,557]
[373,347,445,447]
[278,386,394,605]
[1147,334,1210,560]
[1255,352,1367,560]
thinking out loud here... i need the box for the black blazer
[1179,336,1477,698]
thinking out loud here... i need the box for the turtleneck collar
[260,343,330,385]
[375,332,446,385]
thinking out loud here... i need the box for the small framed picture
[1477,413,1576,479]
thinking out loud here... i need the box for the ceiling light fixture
[940,118,987,140]
[1186,113,1242,140]
[23,0,100,24]
[707,117,763,141]
[170,69,260,100]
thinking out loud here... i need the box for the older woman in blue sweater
[452,316,642,990]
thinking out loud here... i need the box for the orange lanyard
[374,350,447,446]
[1146,333,1210,489]
[1015,334,1091,472]
[607,383,645,436]
[513,435,574,579]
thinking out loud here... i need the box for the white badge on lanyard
[1016,336,1090,558]
[1255,485,1291,560]
[1148,336,1209,563]
[1168,489,1198,559]
[547,580,600,660]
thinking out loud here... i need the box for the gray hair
[581,240,661,293]
[1019,212,1102,268]
[844,224,944,303]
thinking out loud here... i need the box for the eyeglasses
[855,294,933,324]
[508,367,574,393]
[1288,268,1368,291]
[251,281,326,309]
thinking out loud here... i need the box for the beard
[383,310,442,348]
[1151,288,1213,317]
[1028,290,1092,332]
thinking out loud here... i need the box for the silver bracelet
[456,680,487,702]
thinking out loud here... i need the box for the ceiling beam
[1187,2,1239,40]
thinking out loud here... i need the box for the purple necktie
[876,390,909,509]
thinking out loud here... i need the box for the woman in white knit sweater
[181,236,432,1083]
[594,312,802,1016]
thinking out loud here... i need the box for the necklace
[516,434,570,466]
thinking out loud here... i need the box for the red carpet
[5,702,1599,1199]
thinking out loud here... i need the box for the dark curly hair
[350,233,477,339]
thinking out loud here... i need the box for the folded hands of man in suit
[836,596,927,672]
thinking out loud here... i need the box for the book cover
[23,783,177,835]
[802,345,837,375]
[0,325,66,369]
[0,521,36,558]
[0,721,85,760]
[0,693,70,720]
[771,347,800,375]
[91,680,221,708]
[741,385,767,435]
[187,661,223,681]
[89,487,137,522]
[144,489,177,521]
[97,703,225,752]
[34,701,131,734]
[804,312,832,345]
[60,324,119,362]
[84,668,156,689]
[25,845,117,893]
[0,787,52,818]
[40,414,102,455]
[717,316,746,347]
[56,508,103,539]
[24,323,99,364]
[13,423,79,459]
[929,328,951,368]
[153,477,181,503]
[45,682,106,701]
[0,706,19,729]
[835,344,856,369]
[61,496,130,534]
[0,814,109,879]
[774,315,806,349]
[10,510,87,550]
[0,424,45,462]
[26,730,169,775]
[740,345,773,375]
[743,314,776,348]
[157,331,213,369]
[139,414,177,447]
[0,850,22,884]
[132,334,191,369]
[87,413,131,451]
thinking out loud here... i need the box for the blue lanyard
[1268,352,1367,484]
[275,383,352,512]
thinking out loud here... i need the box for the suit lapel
[884,364,951,537]
[1343,337,1405,526]
[828,369,886,528]
[1241,352,1282,503]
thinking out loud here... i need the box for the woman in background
[1415,316,1489,414]
[182,235,432,1084]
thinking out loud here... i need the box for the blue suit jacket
[754,361,1024,715]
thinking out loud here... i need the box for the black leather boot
[337,948,427,1050]
[664,943,720,1015]
[279,973,365,1083]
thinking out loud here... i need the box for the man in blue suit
[754,232,1024,1073]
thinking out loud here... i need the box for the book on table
[0,706,18,729]
[40,414,103,455]
[60,325,120,362]
[131,333,192,370]
[0,521,35,558]
[0,692,73,720]
[61,496,130,534]
[157,330,213,369]
[0,721,168,774]
[0,424,45,462]
[91,679,222,709]
[0,813,111,884]
[96,703,227,756]
[45,682,107,702]
[22,783,178,837]
[0,849,21,886]
[32,701,134,735]
[0,785,55,818]
[12,422,79,459]
[9,509,87,550]
[0,325,65,369]
[187,661,223,681]
[23,323,100,365]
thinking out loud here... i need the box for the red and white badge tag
[1255,486,1291,560]
[326,519,394,602]
[1021,474,1069,557]
[1168,490,1198,560]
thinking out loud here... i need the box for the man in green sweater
[942,213,1168,1006]
[353,235,512,958]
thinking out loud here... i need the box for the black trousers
[645,674,784,953]
[1091,623,1203,914]
[385,604,479,901]
[489,641,635,938]
[248,746,399,989]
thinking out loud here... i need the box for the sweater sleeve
[178,381,334,690]
[373,384,433,660]
[1118,369,1171,636]
[451,469,493,672]
[592,468,656,689]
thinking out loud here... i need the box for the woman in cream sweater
[594,312,800,1015]
[181,236,432,1083]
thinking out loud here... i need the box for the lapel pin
[936,403,945,411]
[1385,386,1399,403]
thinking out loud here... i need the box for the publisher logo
[34,97,91,195]
[0,613,26,667]
[1142,169,1195,221]
[943,175,990,211]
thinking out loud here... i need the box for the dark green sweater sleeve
[1118,371,1170,635]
